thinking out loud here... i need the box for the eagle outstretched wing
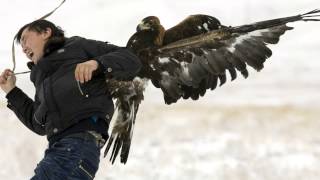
[150,24,291,104]
[104,9,320,164]
[136,9,320,104]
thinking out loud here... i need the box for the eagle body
[104,9,320,164]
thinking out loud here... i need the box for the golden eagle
[104,9,320,164]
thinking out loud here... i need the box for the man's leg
[31,132,102,180]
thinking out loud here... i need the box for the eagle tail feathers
[103,78,147,164]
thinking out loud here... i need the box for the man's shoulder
[64,36,85,46]
[67,36,110,45]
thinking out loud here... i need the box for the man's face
[20,27,51,64]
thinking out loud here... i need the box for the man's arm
[6,87,46,135]
[75,38,142,83]
[0,70,45,135]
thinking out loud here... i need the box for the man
[0,19,141,179]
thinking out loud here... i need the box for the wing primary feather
[207,53,224,74]
[212,49,238,80]
[248,38,273,58]
[207,51,229,74]
[228,68,237,81]
[198,55,216,74]
[120,126,132,164]
[241,39,270,67]
[234,44,264,71]
[190,89,200,100]
[241,39,269,60]
[104,136,114,157]
[198,79,208,96]
[241,69,249,78]
[218,74,227,86]
[187,60,209,84]
[111,137,122,164]
[109,136,118,162]
[160,75,182,104]
[220,48,247,72]
[206,75,218,90]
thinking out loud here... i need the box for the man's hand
[75,60,99,83]
[0,69,16,94]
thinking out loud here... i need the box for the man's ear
[43,28,52,39]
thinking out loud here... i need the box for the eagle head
[134,16,165,47]
[137,16,162,32]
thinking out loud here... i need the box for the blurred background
[0,0,320,179]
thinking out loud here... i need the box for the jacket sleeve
[5,87,46,135]
[80,38,142,80]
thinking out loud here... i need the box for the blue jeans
[30,133,101,180]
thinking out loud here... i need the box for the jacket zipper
[78,160,94,179]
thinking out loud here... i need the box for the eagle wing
[141,10,320,104]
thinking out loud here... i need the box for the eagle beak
[136,22,150,31]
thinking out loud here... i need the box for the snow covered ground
[0,0,320,179]
[0,103,320,180]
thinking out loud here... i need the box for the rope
[39,0,66,20]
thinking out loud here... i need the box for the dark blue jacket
[6,36,141,139]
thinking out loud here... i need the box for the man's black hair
[16,19,66,55]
